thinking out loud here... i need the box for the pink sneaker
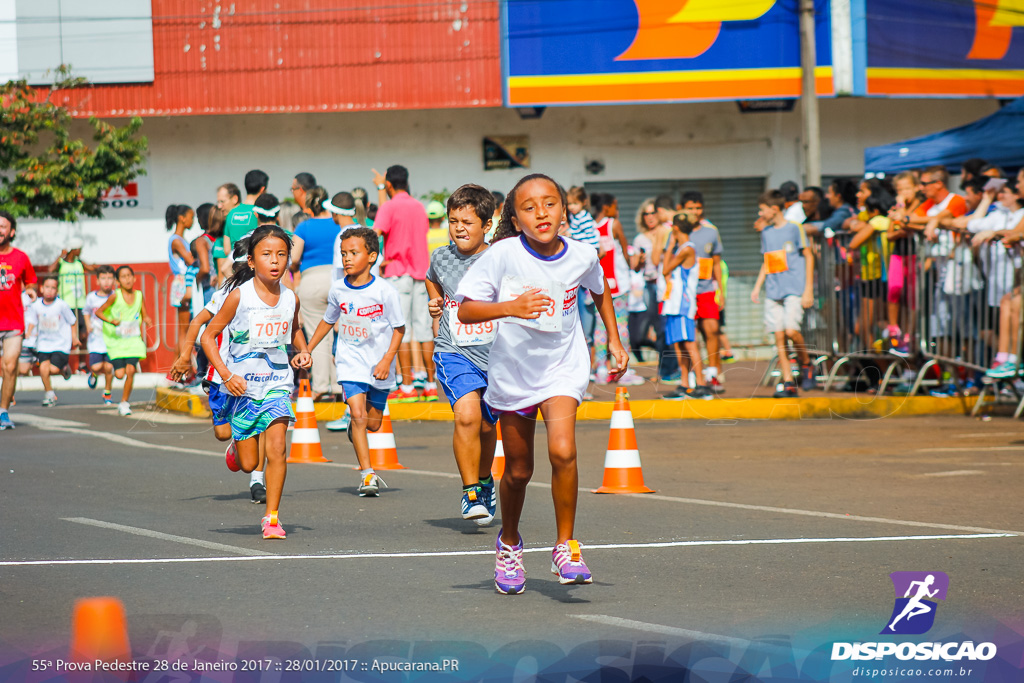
[225,441,240,472]
[261,512,286,539]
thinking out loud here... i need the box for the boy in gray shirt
[425,185,499,526]
[751,190,815,398]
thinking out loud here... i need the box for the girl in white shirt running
[201,225,312,539]
[456,173,629,594]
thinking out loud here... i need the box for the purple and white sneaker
[494,532,526,595]
[551,540,592,585]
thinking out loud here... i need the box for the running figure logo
[881,571,950,635]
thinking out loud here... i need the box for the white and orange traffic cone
[287,377,330,463]
[592,387,654,494]
[368,402,406,470]
[491,421,505,480]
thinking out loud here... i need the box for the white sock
[707,366,719,378]
[250,470,265,486]
[1010,354,1019,364]
[46,390,56,399]
[360,468,375,477]
[400,384,414,392]
[425,381,436,390]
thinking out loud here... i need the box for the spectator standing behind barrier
[565,187,603,396]
[427,201,450,255]
[292,172,317,217]
[884,171,923,357]
[290,186,340,400]
[591,193,643,387]
[224,170,267,251]
[371,165,437,402]
[751,190,814,398]
[800,186,829,223]
[191,203,218,306]
[166,204,196,357]
[680,191,725,394]
[0,211,38,431]
[967,180,1024,369]
[48,237,96,367]
[780,181,806,224]
[629,197,678,381]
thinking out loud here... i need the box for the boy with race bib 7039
[425,184,499,526]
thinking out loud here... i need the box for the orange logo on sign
[617,0,776,61]
[968,0,1024,60]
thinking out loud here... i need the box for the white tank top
[224,279,296,399]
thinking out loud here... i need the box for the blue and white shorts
[664,314,696,345]
[340,381,389,412]
[219,389,295,441]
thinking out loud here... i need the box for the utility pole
[799,0,822,187]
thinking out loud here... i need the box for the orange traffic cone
[287,377,330,463]
[70,597,131,664]
[490,421,505,480]
[368,402,406,469]
[592,388,654,494]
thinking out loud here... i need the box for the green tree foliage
[0,69,147,222]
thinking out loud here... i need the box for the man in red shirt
[0,210,39,430]
[371,165,437,402]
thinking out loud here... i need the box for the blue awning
[864,98,1024,174]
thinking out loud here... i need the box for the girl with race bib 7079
[201,225,312,540]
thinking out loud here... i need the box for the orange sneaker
[421,386,438,402]
[387,387,420,403]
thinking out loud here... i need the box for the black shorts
[37,351,69,369]
[859,279,886,301]
[88,352,110,367]
[718,308,727,328]
[111,357,141,370]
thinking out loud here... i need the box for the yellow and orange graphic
[617,0,776,61]
[968,0,1024,60]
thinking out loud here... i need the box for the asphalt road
[1,390,1022,682]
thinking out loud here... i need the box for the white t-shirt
[83,290,112,354]
[784,202,806,224]
[21,293,37,348]
[29,297,77,354]
[323,275,404,390]
[455,235,605,411]
[224,280,296,400]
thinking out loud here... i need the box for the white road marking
[63,518,272,557]
[952,432,1020,438]
[16,416,1022,536]
[918,446,1024,453]
[570,615,764,650]
[12,414,90,428]
[624,493,1022,535]
[0,532,1013,567]
[918,470,986,478]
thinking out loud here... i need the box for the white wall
[18,97,1000,265]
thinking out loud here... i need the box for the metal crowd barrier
[759,222,1024,415]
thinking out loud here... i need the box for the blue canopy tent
[864,98,1024,174]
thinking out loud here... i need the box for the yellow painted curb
[155,388,978,422]
[155,386,212,418]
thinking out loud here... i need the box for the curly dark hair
[493,173,568,243]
